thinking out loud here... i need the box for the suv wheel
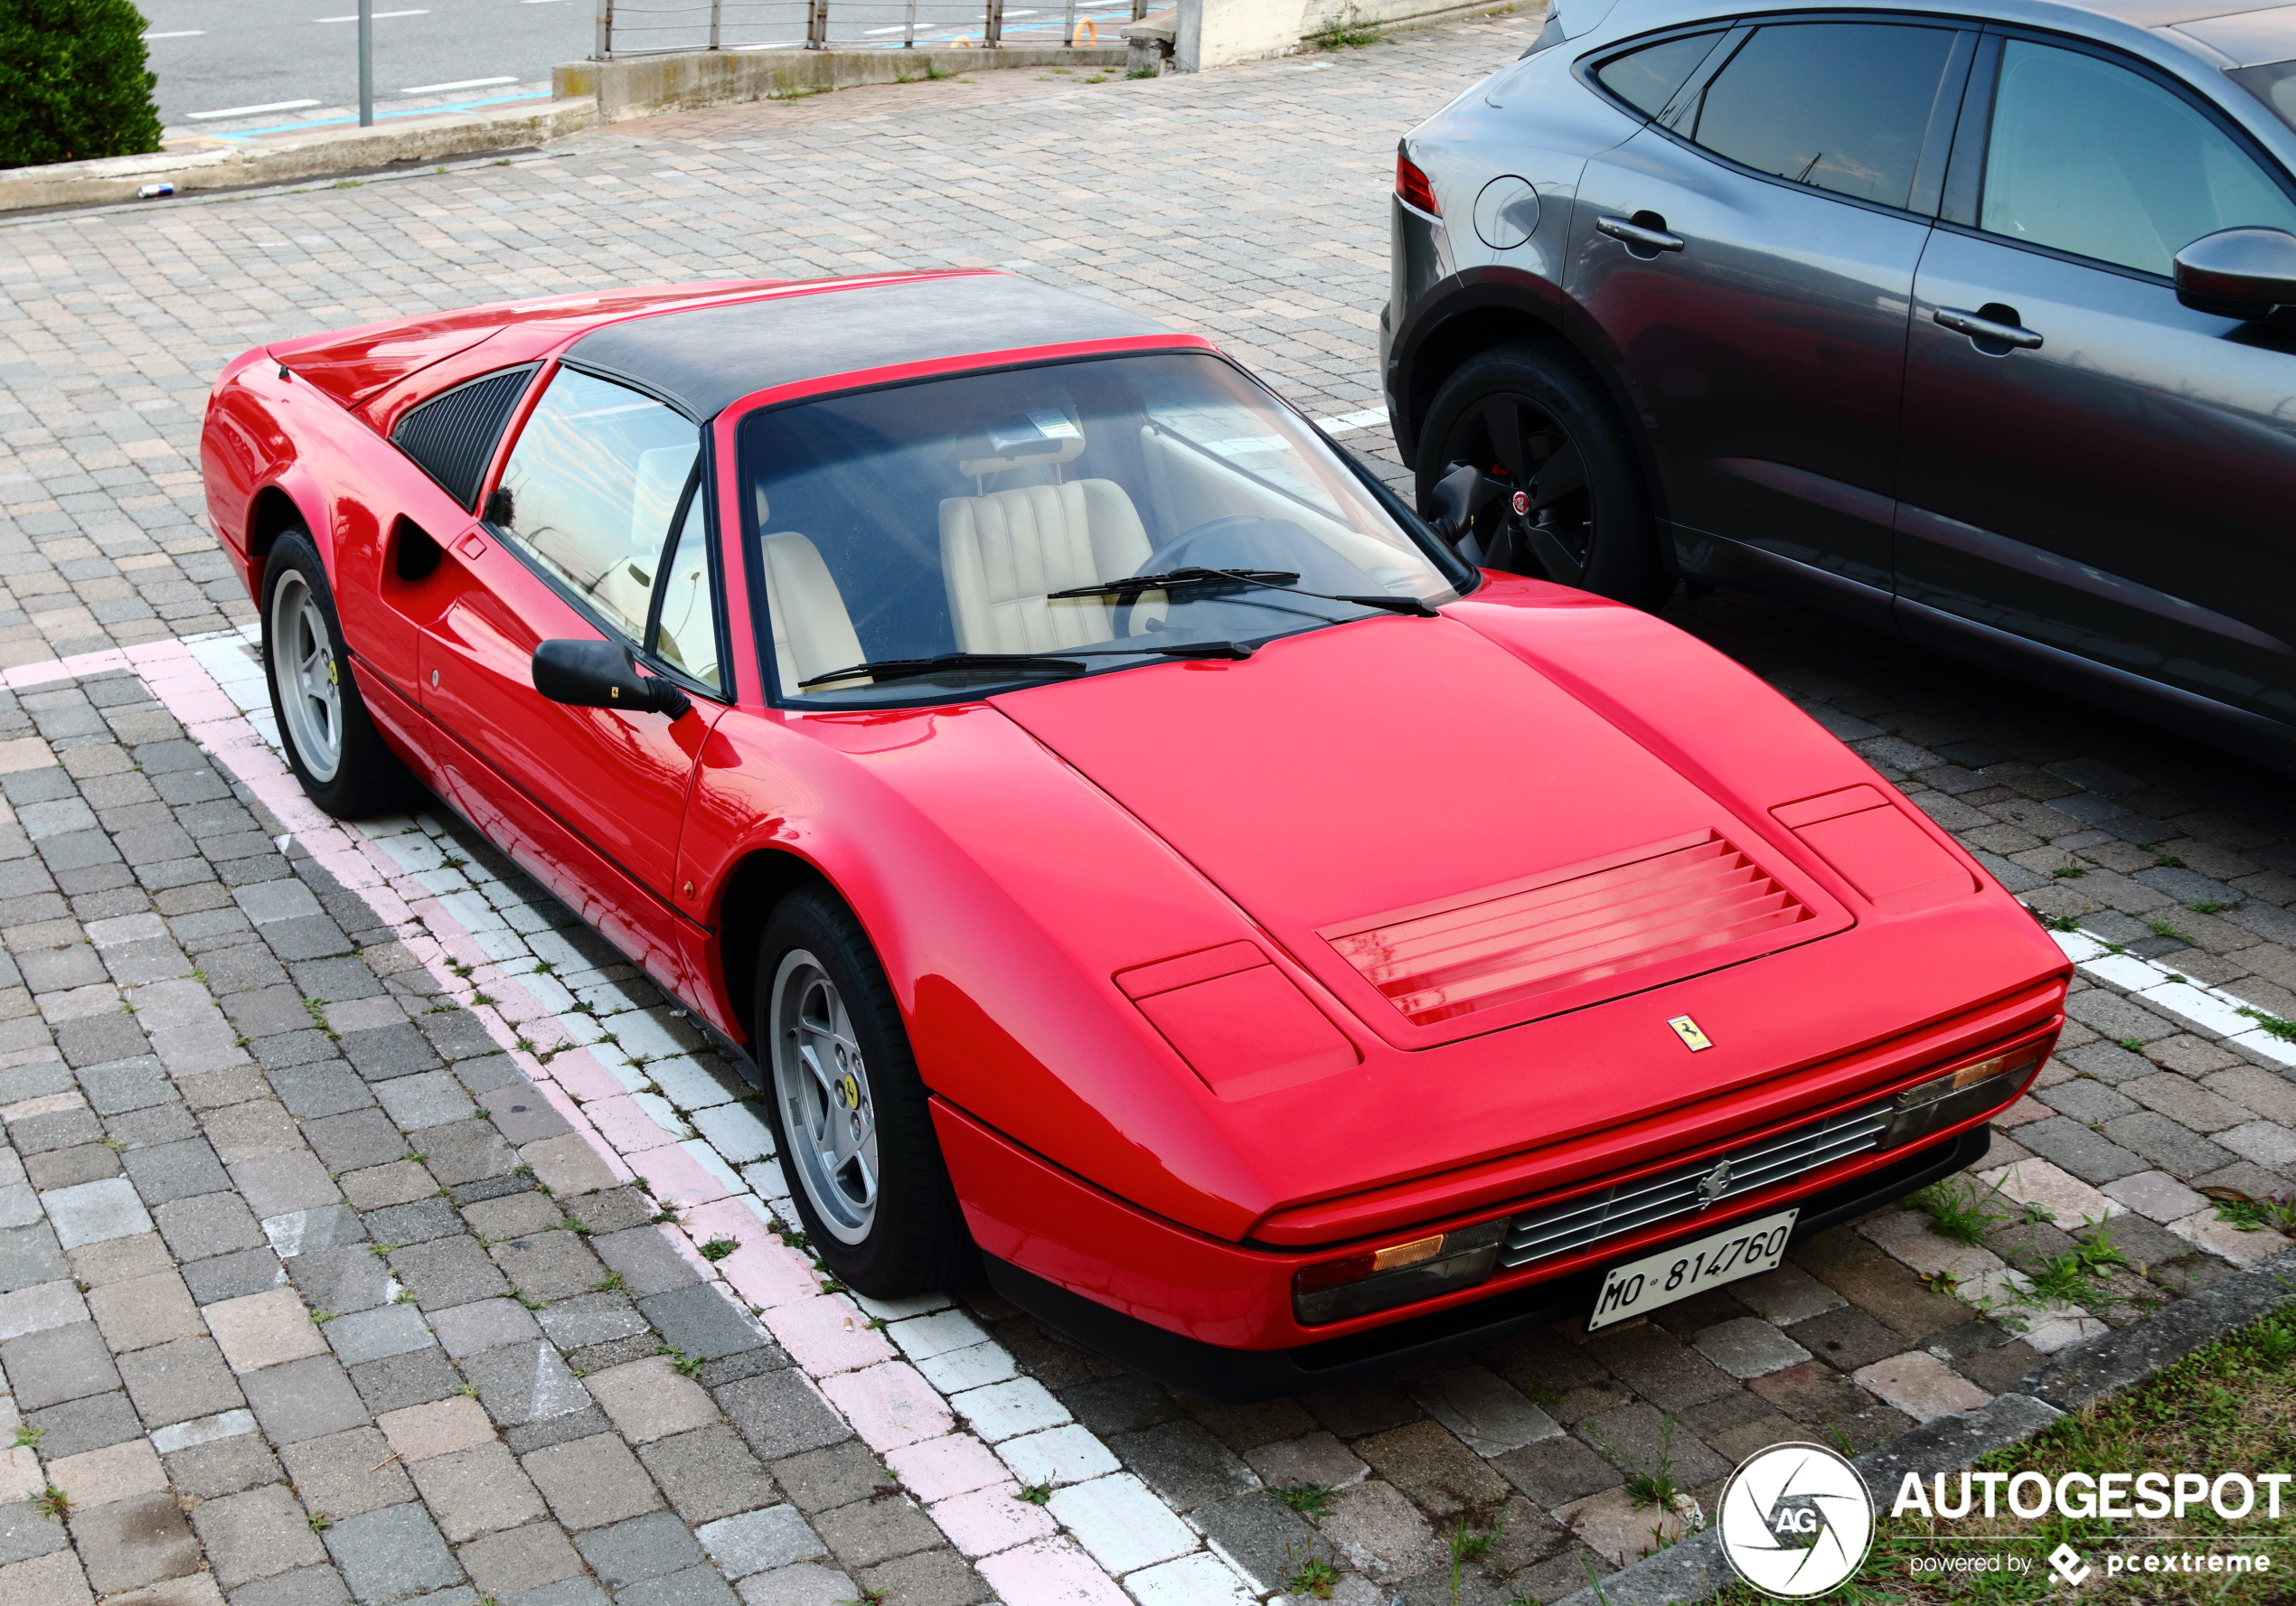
[1417,342,1668,608]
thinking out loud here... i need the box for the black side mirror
[532,640,692,720]
[2175,226,2296,320]
[1423,460,1508,559]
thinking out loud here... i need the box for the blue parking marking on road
[203,89,550,138]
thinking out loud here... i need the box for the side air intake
[391,367,534,511]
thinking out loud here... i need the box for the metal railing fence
[594,0,1151,57]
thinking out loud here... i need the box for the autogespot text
[1893,1470,2295,1521]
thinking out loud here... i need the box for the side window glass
[1688,23,1957,209]
[1983,41,2296,276]
[646,486,722,693]
[493,370,700,643]
[1596,31,1725,118]
[391,368,532,511]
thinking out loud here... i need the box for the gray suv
[1384,0,2296,770]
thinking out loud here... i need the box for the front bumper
[985,1123,1989,1402]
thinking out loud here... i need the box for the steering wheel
[1133,515,1272,576]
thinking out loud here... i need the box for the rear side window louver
[391,367,534,511]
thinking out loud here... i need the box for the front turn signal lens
[1877,1046,2045,1149]
[1397,153,1441,217]
[1292,1221,1505,1325]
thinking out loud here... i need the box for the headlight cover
[1292,1220,1508,1326]
[1877,1045,2044,1150]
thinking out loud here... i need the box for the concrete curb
[1550,1244,2296,1605]
[0,44,1129,216]
[557,43,1132,122]
[0,97,599,214]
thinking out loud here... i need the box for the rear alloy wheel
[760,886,974,1296]
[262,529,416,817]
[1417,342,1668,608]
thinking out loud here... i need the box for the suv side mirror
[532,639,692,720]
[2175,226,2296,320]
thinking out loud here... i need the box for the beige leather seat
[939,480,1153,653]
[759,531,865,691]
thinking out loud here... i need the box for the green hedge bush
[0,0,165,171]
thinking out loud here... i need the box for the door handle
[1934,305,2043,350]
[1596,214,1685,254]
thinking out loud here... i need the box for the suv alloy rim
[1449,391,1598,586]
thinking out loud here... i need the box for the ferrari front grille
[1498,1101,1891,1269]
[1323,831,1812,1027]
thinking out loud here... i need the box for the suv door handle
[1595,214,1685,253]
[1934,305,2043,350]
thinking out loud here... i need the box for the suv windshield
[739,352,1465,704]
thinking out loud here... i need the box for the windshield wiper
[1046,565,1438,618]
[797,641,1254,690]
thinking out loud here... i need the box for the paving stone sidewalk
[9,17,2296,1606]
[0,659,996,1606]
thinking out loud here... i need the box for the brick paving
[6,18,2296,1606]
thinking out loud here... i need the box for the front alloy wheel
[755,886,974,1296]
[770,951,880,1245]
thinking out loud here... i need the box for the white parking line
[186,99,322,118]
[315,7,428,17]
[400,75,519,92]
[144,30,206,37]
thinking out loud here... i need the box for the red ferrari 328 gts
[201,270,2068,1398]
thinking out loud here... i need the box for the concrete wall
[1174,0,1511,69]
[558,43,1129,123]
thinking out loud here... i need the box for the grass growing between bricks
[1712,1303,2296,1602]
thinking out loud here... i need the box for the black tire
[758,885,974,1297]
[1416,341,1669,609]
[260,530,419,819]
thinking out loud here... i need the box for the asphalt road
[140,0,590,126]
[138,0,1143,128]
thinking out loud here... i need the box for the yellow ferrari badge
[1667,1015,1714,1052]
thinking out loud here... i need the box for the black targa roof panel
[560,272,1177,420]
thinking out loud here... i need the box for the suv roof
[1568,0,2296,62]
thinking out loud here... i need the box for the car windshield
[738,352,1467,704]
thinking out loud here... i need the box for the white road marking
[144,30,206,37]
[400,75,519,92]
[315,8,428,18]
[186,99,322,118]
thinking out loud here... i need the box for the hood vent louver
[1322,831,1812,1028]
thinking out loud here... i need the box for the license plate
[1586,1209,1798,1331]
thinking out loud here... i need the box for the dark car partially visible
[1385,0,2296,771]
